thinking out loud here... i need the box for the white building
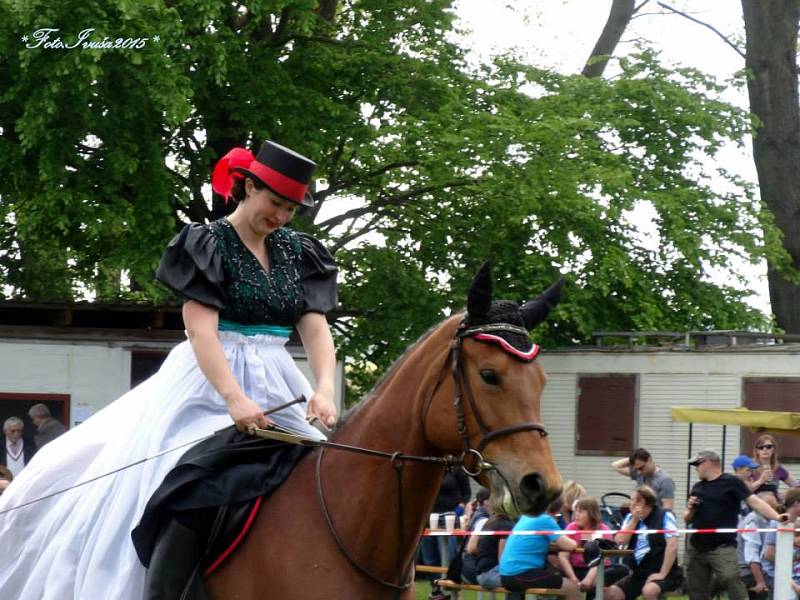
[0,301,344,439]
[538,332,800,518]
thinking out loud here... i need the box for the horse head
[424,261,563,516]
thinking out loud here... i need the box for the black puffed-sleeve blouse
[156,219,337,326]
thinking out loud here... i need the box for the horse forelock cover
[463,300,533,355]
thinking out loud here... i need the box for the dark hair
[547,496,564,515]
[783,487,800,511]
[634,485,658,508]
[230,175,268,203]
[629,448,652,464]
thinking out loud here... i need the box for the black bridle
[315,321,549,596]
[451,322,549,475]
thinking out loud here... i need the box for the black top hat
[219,141,316,207]
[234,141,316,207]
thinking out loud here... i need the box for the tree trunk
[582,0,637,78]
[741,0,800,332]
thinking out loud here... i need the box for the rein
[313,321,550,596]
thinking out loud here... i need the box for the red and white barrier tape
[422,526,799,537]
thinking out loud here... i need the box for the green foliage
[0,1,775,403]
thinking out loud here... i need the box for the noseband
[452,322,549,475]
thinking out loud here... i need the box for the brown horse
[206,263,564,599]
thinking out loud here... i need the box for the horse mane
[336,313,463,428]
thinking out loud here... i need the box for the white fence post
[773,518,797,600]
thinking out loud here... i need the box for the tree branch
[657,2,746,59]
[318,180,473,232]
[317,160,420,201]
[329,214,384,251]
[316,0,339,23]
[582,0,637,78]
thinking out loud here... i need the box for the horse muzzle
[487,468,561,516]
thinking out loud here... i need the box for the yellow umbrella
[671,407,800,437]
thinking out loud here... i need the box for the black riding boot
[143,516,209,600]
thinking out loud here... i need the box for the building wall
[0,339,132,426]
[538,347,800,521]
[0,337,344,427]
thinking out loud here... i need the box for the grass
[414,581,691,599]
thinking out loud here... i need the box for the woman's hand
[308,390,337,429]
[227,394,272,433]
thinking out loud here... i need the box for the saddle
[132,426,310,600]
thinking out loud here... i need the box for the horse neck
[317,317,460,579]
[332,316,459,455]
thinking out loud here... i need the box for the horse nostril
[520,472,546,500]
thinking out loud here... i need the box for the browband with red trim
[473,333,540,361]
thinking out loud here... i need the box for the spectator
[611,448,675,511]
[732,454,761,491]
[0,465,12,494]
[559,496,629,596]
[461,487,492,583]
[499,497,580,600]
[733,454,761,521]
[791,531,800,598]
[0,417,36,478]
[417,468,471,579]
[559,480,587,527]
[605,485,682,600]
[684,448,786,600]
[761,487,800,592]
[750,434,797,499]
[27,403,66,449]
[475,509,515,591]
[737,492,776,600]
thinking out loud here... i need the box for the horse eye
[480,370,501,386]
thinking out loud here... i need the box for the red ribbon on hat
[211,147,256,202]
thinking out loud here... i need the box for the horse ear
[467,261,493,318]
[520,277,565,330]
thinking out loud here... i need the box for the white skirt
[0,331,323,600]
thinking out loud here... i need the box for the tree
[740,0,800,333]
[584,0,800,333]
[0,0,773,402]
[582,0,638,78]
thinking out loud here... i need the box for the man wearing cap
[732,454,760,491]
[684,449,786,600]
[611,448,675,510]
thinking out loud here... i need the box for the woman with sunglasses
[750,434,798,498]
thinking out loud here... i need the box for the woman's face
[755,439,775,462]
[243,181,298,234]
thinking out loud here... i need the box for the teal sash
[218,318,292,338]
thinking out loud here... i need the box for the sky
[451,0,771,315]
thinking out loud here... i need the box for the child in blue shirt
[499,498,580,600]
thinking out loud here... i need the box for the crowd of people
[0,404,65,492]
[423,438,800,600]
